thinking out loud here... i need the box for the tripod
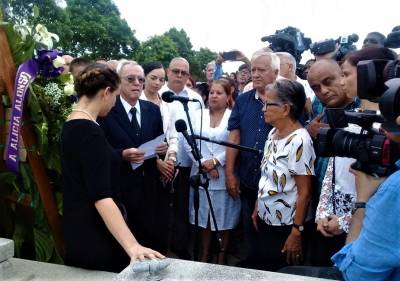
[175,103,222,262]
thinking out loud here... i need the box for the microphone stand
[193,135,263,155]
[181,101,222,262]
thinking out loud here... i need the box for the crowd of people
[59,31,400,280]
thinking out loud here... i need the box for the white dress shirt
[120,95,141,126]
[160,84,204,167]
[140,91,178,154]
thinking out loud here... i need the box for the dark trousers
[254,217,313,272]
[238,185,258,268]
[170,166,191,254]
[309,225,346,266]
[254,217,293,271]
[123,165,169,254]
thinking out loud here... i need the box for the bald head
[309,59,342,77]
[307,59,350,108]
[62,55,74,74]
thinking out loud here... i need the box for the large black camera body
[261,26,311,76]
[315,60,400,177]
[310,34,359,61]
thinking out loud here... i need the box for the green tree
[135,35,179,67]
[64,0,140,59]
[192,47,217,81]
[0,0,73,50]
[163,27,202,77]
[164,27,193,59]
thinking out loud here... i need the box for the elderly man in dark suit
[98,60,169,254]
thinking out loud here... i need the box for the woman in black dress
[60,63,164,272]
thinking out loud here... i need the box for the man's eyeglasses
[123,75,145,84]
[171,69,189,77]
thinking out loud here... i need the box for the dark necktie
[129,107,141,138]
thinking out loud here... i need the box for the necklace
[70,108,98,125]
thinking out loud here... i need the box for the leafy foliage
[64,0,140,59]
[0,0,73,51]
[135,35,179,67]
[0,18,70,263]
[193,47,218,80]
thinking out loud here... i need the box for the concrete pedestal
[0,238,336,280]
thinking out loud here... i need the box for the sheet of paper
[131,134,166,170]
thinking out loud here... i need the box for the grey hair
[276,52,296,75]
[251,52,280,72]
[116,60,144,76]
[265,79,306,120]
[169,57,190,71]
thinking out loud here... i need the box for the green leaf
[2,95,11,107]
[0,171,17,185]
[33,227,54,262]
[19,163,33,194]
[33,6,40,18]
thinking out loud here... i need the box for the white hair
[116,60,144,76]
[251,52,280,71]
[276,52,296,75]
[169,57,190,71]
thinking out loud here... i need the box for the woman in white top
[140,62,178,183]
[251,79,315,271]
[186,79,240,264]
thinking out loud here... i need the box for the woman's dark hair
[211,79,234,109]
[70,57,91,76]
[187,75,196,89]
[75,63,120,98]
[268,79,306,120]
[142,61,164,76]
[344,47,398,67]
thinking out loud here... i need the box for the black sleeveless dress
[60,119,129,272]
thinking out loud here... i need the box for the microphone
[175,119,201,160]
[162,91,199,103]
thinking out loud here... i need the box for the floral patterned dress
[257,128,316,225]
[315,157,356,233]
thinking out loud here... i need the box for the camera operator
[341,46,398,109]
[332,130,400,280]
[306,59,360,266]
[362,32,386,48]
[307,59,360,186]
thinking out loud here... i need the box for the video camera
[315,59,400,177]
[384,25,400,48]
[310,34,359,61]
[261,26,311,65]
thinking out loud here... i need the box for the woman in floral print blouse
[251,79,316,271]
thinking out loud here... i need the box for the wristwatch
[293,223,304,232]
[352,202,366,214]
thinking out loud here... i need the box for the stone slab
[0,238,14,263]
[3,257,337,281]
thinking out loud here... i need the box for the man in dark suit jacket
[98,61,169,254]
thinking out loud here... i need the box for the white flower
[52,56,65,68]
[64,83,75,96]
[33,24,59,49]
[44,82,63,108]
[13,24,31,41]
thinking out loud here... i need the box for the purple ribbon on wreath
[5,49,64,173]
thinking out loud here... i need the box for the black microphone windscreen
[161,91,175,103]
[175,119,187,132]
